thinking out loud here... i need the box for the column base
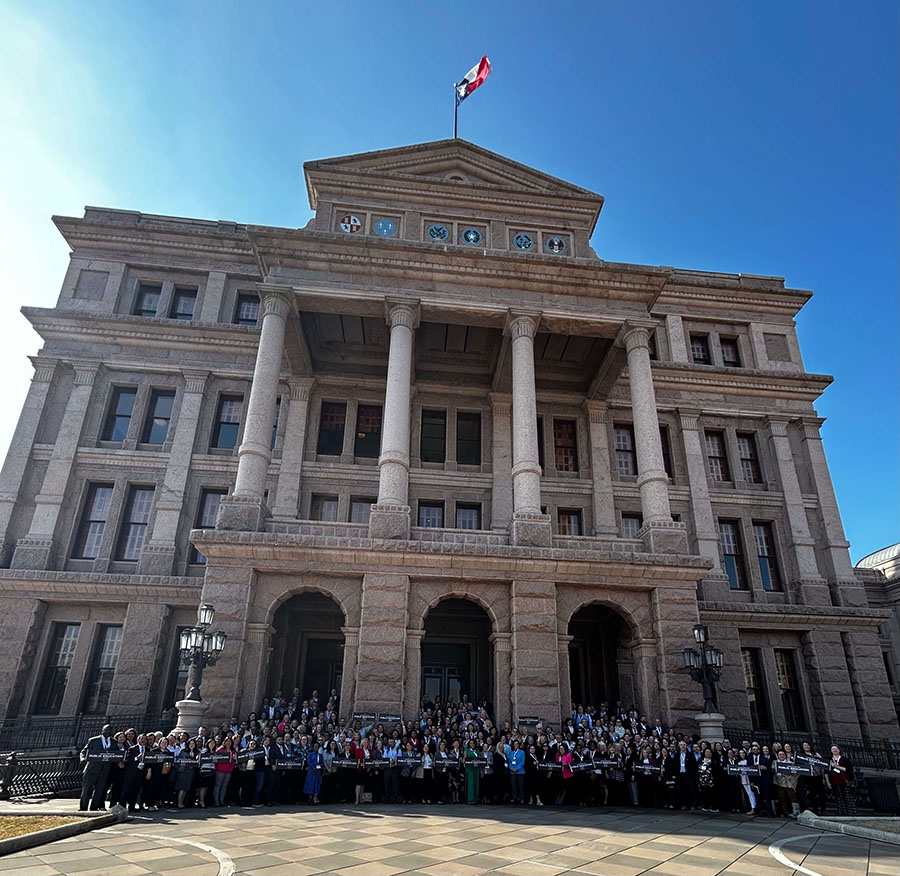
[639,520,688,555]
[510,512,552,547]
[831,578,869,607]
[791,576,833,605]
[695,711,726,743]
[173,699,210,736]
[697,572,735,602]
[138,543,177,576]
[216,495,268,532]
[368,504,410,540]
[10,537,54,570]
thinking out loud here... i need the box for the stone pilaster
[651,587,703,729]
[490,632,512,727]
[489,393,513,531]
[12,361,101,570]
[800,629,861,737]
[557,634,574,722]
[402,628,425,719]
[218,288,291,531]
[369,301,419,539]
[107,603,172,713]
[354,573,408,714]
[841,630,900,739]
[665,314,689,362]
[241,622,275,718]
[140,370,209,575]
[765,416,830,605]
[340,626,360,720]
[0,357,58,565]
[271,377,315,519]
[507,312,551,547]
[0,598,46,719]
[583,401,617,537]
[510,581,560,722]
[199,271,227,323]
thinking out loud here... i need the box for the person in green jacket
[465,739,481,804]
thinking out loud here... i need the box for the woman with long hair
[174,737,199,808]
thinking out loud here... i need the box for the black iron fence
[0,752,83,799]
[723,726,900,771]
[0,712,173,754]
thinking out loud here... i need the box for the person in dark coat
[79,724,115,811]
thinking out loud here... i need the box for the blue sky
[0,0,896,560]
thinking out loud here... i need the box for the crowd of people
[79,690,858,818]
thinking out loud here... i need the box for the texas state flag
[456,55,492,104]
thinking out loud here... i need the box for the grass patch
[0,815,82,841]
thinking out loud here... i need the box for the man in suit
[674,740,698,810]
[80,724,115,811]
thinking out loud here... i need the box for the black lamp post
[682,623,724,714]
[180,603,226,702]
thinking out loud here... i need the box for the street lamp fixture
[180,603,227,702]
[683,626,723,714]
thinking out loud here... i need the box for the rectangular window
[775,649,806,731]
[621,513,643,539]
[355,404,383,459]
[190,488,226,564]
[82,625,123,714]
[554,419,578,472]
[753,522,782,592]
[690,334,711,365]
[211,395,243,450]
[720,337,741,367]
[115,485,154,561]
[648,330,659,361]
[165,626,191,708]
[310,494,339,522]
[456,412,482,466]
[659,424,672,478]
[719,519,748,590]
[36,623,80,714]
[133,283,161,318]
[455,503,481,530]
[101,387,136,442]
[169,287,197,321]
[741,648,770,730]
[317,402,346,456]
[271,396,281,451]
[736,432,762,484]
[420,409,447,463]
[704,430,731,482]
[558,509,583,536]
[350,498,375,524]
[614,424,637,477]
[536,416,545,471]
[418,502,444,528]
[140,389,175,445]
[72,483,114,559]
[233,293,260,326]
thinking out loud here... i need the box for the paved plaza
[1,804,898,876]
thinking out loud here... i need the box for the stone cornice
[0,569,202,601]
[648,362,832,401]
[699,602,890,628]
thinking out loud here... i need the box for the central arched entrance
[269,592,345,701]
[568,604,633,709]
[421,598,492,707]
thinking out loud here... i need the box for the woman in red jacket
[825,745,856,815]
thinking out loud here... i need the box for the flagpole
[453,83,458,139]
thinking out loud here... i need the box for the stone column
[490,632,512,727]
[140,370,209,575]
[218,288,291,531]
[510,581,560,723]
[557,634,574,722]
[842,630,899,739]
[800,418,866,606]
[241,623,275,718]
[354,573,408,715]
[583,401,617,537]
[764,416,830,604]
[271,378,315,519]
[0,598,47,720]
[665,314,689,363]
[800,630,861,737]
[507,312,551,547]
[489,393,513,531]
[402,629,425,719]
[339,626,359,721]
[369,300,419,539]
[623,325,685,554]
[12,360,100,570]
[107,603,171,713]
[0,357,58,565]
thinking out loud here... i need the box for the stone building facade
[0,139,896,739]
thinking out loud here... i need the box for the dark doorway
[269,591,345,701]
[568,604,629,710]
[421,598,492,708]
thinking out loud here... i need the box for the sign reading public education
[353,713,376,723]
[727,764,761,776]
[86,751,125,762]
[379,714,402,724]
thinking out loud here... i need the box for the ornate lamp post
[173,603,227,734]
[682,623,726,741]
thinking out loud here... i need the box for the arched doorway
[269,592,345,701]
[568,604,634,709]
[421,598,492,708]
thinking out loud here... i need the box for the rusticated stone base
[173,698,209,736]
[368,504,410,540]
[697,572,734,602]
[792,576,833,605]
[639,520,688,555]
[137,544,177,576]
[696,711,726,742]
[510,513,552,547]
[216,495,268,532]
[10,537,54,570]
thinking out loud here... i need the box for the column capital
[286,377,315,401]
[619,320,657,352]
[405,628,426,640]
[29,357,59,383]
[583,399,609,424]
[245,623,276,644]
[182,370,210,394]
[489,391,512,417]
[504,310,542,339]
[71,361,101,386]
[259,287,293,320]
[677,407,703,431]
[799,417,826,440]
[341,626,360,646]
[557,634,574,649]
[489,631,512,651]
[764,415,791,438]
[384,298,420,329]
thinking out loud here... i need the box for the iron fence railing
[0,712,173,753]
[0,752,82,799]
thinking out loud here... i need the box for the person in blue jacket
[303,740,324,804]
[508,738,526,803]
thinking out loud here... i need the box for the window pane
[621,514,642,539]
[141,389,175,444]
[719,520,747,589]
[102,387,136,442]
[690,334,710,364]
[73,483,114,559]
[212,395,243,449]
[116,486,154,561]
[133,283,161,317]
[753,522,781,591]
[418,503,444,528]
[421,410,446,463]
[170,288,197,320]
[554,420,578,472]
[775,649,806,730]
[234,293,260,326]
[705,431,731,482]
[350,500,374,524]
[36,623,80,714]
[558,509,582,536]
[721,338,741,367]
[355,404,383,458]
[190,489,226,564]
[614,425,636,476]
[659,425,672,477]
[317,402,346,455]
[455,504,481,530]
[456,412,482,465]
[83,625,122,714]
[311,495,338,522]
[737,433,762,484]
[741,648,769,730]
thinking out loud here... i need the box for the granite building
[0,139,896,740]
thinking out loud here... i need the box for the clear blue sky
[1,0,897,560]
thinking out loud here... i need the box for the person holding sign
[196,738,217,808]
[826,745,857,815]
[175,737,199,808]
[212,736,236,807]
[354,736,372,804]
[304,740,324,804]
[698,749,718,812]
[79,723,116,811]
[464,738,481,804]
[797,741,827,815]
[773,749,800,818]
[106,731,130,808]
